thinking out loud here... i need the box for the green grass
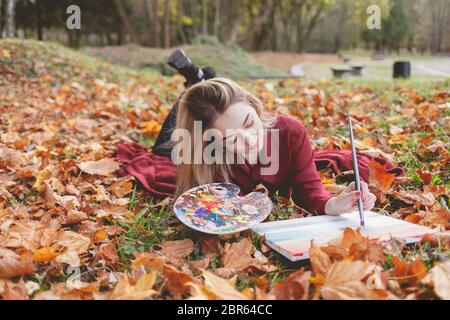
[114,187,175,267]
[0,39,158,84]
[84,43,285,79]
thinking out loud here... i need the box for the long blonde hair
[173,78,276,199]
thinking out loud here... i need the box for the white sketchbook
[252,211,436,261]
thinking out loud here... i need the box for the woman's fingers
[345,181,372,201]
[338,191,361,211]
[344,190,361,201]
[363,193,377,210]
[360,181,369,194]
[331,182,377,215]
[345,181,356,192]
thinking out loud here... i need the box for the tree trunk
[214,0,221,38]
[67,29,81,49]
[0,0,3,37]
[300,5,324,52]
[435,0,449,53]
[176,0,187,44]
[237,0,273,48]
[226,0,241,44]
[4,0,16,38]
[145,0,161,47]
[117,26,125,45]
[114,0,139,44]
[35,0,43,40]
[202,0,208,34]
[430,5,439,54]
[162,0,171,48]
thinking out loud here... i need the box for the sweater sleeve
[288,119,333,214]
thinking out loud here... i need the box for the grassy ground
[0,39,449,300]
[84,43,285,79]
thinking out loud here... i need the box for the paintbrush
[348,117,365,229]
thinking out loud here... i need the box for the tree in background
[1,0,448,54]
[359,0,390,51]
[0,1,2,36]
[162,0,171,48]
[3,0,16,38]
[114,0,139,44]
[144,0,161,47]
[384,0,408,53]
[428,0,450,54]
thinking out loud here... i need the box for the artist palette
[173,183,273,234]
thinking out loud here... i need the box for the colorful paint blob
[173,183,273,234]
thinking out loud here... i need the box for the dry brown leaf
[200,235,223,257]
[33,282,97,300]
[0,248,34,278]
[423,260,450,300]
[421,208,450,229]
[109,272,157,300]
[368,160,396,192]
[78,158,119,176]
[0,146,26,169]
[320,243,349,261]
[55,231,91,267]
[159,239,194,266]
[32,165,53,192]
[189,271,248,300]
[1,279,28,300]
[189,253,215,273]
[132,252,166,276]
[394,190,435,207]
[215,237,271,278]
[267,269,311,300]
[391,256,427,284]
[321,260,388,300]
[95,242,118,266]
[309,242,332,277]
[32,246,59,262]
[66,209,88,224]
[162,265,195,299]
[111,178,134,198]
[341,229,386,263]
[340,228,367,250]
[220,238,256,269]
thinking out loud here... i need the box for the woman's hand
[324,181,376,216]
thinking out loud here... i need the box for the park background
[0,0,449,300]
[0,0,449,80]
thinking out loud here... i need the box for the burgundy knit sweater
[225,114,333,214]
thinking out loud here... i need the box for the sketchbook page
[253,211,436,261]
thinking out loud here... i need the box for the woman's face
[211,102,264,162]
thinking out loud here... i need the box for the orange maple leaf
[391,256,427,284]
[368,160,396,192]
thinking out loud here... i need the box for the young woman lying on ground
[116,76,404,216]
[117,50,402,214]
